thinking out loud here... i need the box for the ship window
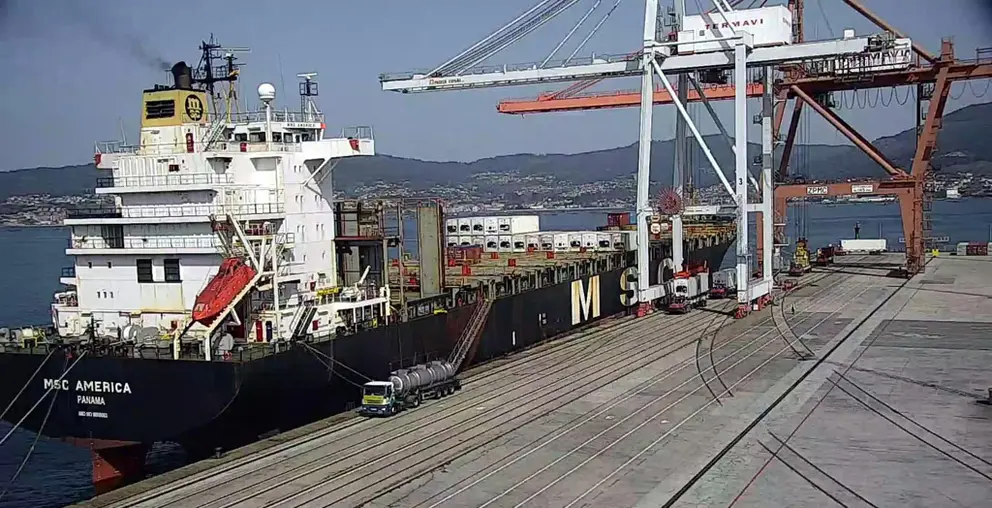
[272,132,282,142]
[168,164,180,173]
[234,133,248,142]
[136,259,153,283]
[145,99,175,119]
[164,259,181,282]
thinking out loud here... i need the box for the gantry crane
[380,0,895,317]
[489,0,992,276]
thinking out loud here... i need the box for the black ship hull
[0,240,730,490]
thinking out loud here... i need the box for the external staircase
[448,297,493,373]
[290,299,318,340]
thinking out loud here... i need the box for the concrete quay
[74,254,991,508]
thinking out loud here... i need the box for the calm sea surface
[1,200,991,507]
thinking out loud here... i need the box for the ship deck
[74,254,992,508]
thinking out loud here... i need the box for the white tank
[388,361,455,395]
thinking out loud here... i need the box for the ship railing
[96,173,234,189]
[69,236,222,250]
[65,205,123,219]
[94,140,137,154]
[209,142,303,153]
[224,110,326,125]
[340,126,374,140]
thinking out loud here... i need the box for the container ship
[0,41,734,494]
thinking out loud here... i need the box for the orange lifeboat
[192,258,258,325]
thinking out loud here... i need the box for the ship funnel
[171,61,193,90]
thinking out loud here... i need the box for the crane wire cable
[564,0,622,66]
[542,0,601,68]
[438,0,581,76]
[0,355,67,504]
[0,347,56,423]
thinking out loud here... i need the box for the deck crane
[380,0,885,317]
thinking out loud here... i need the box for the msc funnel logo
[571,275,601,325]
[185,95,204,121]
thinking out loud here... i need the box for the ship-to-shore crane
[489,0,992,277]
[380,0,894,317]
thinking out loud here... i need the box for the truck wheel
[413,394,421,407]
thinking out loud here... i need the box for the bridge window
[164,259,181,282]
[136,259,153,283]
[145,99,175,119]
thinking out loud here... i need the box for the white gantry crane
[380,0,902,317]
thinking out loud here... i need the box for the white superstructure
[53,51,388,359]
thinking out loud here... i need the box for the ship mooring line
[0,355,66,503]
[0,347,56,423]
[422,276,869,508]
[659,265,914,508]
[0,351,87,449]
[301,342,371,382]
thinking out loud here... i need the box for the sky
[0,0,991,171]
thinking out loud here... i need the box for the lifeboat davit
[192,258,258,325]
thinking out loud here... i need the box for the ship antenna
[193,34,250,120]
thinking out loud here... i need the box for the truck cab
[360,381,397,416]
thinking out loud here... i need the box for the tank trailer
[360,360,461,416]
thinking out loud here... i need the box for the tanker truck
[359,360,462,417]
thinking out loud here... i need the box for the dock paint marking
[571,275,601,325]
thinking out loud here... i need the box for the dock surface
[78,254,992,508]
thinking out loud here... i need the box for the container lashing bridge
[486,0,992,278]
[380,0,912,318]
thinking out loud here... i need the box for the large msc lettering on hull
[571,275,601,325]
[42,378,133,394]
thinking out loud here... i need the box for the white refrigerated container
[539,233,556,251]
[470,218,485,234]
[567,233,583,251]
[610,232,625,250]
[457,218,472,234]
[498,235,513,252]
[458,235,474,246]
[445,218,459,235]
[484,216,500,234]
[581,232,598,249]
[525,234,540,251]
[596,232,613,251]
[553,233,570,252]
[471,235,486,248]
[484,236,499,252]
[502,215,540,235]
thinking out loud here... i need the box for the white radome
[257,83,276,102]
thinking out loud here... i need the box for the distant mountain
[3,101,991,200]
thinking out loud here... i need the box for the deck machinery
[378,0,894,318]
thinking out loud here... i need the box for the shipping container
[445,218,459,235]
[470,218,485,234]
[484,236,499,252]
[965,242,989,256]
[840,238,887,254]
[610,232,625,251]
[678,5,793,54]
[504,215,540,235]
[446,237,459,247]
[607,212,631,227]
[539,233,556,251]
[512,234,528,253]
[458,235,475,247]
[581,232,598,249]
[497,216,511,234]
[498,235,513,252]
[524,234,540,250]
[471,236,486,248]
[956,242,968,256]
[484,217,499,235]
[553,233,570,252]
[567,233,584,251]
[457,218,472,234]
[596,232,613,250]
